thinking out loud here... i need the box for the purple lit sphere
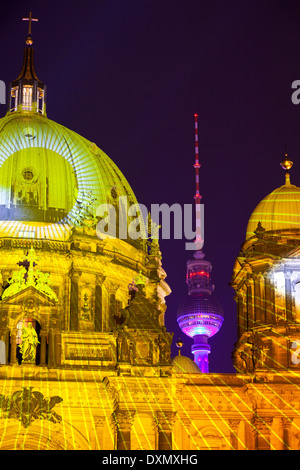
[177,293,224,338]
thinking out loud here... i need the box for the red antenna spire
[193,113,203,252]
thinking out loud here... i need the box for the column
[106,283,119,331]
[48,328,55,367]
[109,294,117,331]
[112,410,135,450]
[155,411,177,450]
[285,272,293,322]
[253,274,263,326]
[94,281,103,332]
[10,329,17,365]
[0,330,6,365]
[241,290,247,333]
[55,330,61,367]
[69,270,81,331]
[235,292,245,337]
[95,274,106,332]
[228,419,240,450]
[264,273,275,324]
[246,278,254,330]
[282,417,293,450]
[39,331,47,366]
[251,416,273,450]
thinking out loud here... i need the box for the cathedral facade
[0,20,300,451]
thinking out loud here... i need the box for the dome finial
[280,148,293,186]
[176,339,183,355]
[22,12,38,46]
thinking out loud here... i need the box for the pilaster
[246,277,254,330]
[253,273,263,326]
[95,274,106,332]
[112,409,135,450]
[285,271,293,322]
[154,411,177,450]
[282,417,293,450]
[264,273,275,324]
[92,415,106,450]
[39,330,47,366]
[69,269,82,331]
[228,418,241,450]
[251,416,273,450]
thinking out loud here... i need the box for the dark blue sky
[1,0,300,372]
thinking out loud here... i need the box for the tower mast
[193,113,203,252]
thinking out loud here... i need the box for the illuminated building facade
[1,16,300,450]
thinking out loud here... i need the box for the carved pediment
[1,246,58,303]
[1,285,57,306]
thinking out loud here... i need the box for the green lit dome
[0,112,139,241]
[246,174,300,239]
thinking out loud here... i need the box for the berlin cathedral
[0,14,300,451]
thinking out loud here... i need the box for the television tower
[177,114,223,373]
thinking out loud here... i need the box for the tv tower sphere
[177,251,224,372]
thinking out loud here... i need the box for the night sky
[1,0,300,373]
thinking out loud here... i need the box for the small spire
[280,151,293,186]
[8,13,46,115]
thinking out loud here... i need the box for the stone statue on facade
[35,271,58,302]
[158,328,173,364]
[19,322,40,364]
[127,279,138,304]
[147,213,162,258]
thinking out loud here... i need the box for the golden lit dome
[246,163,300,239]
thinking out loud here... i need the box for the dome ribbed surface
[172,354,201,373]
[0,112,145,244]
[246,181,300,239]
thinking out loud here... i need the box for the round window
[22,169,34,181]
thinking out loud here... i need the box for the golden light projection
[0,146,299,450]
[1,13,300,451]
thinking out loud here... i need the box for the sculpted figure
[19,322,39,363]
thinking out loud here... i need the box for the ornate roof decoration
[1,246,58,302]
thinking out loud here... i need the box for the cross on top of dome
[22,12,38,46]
